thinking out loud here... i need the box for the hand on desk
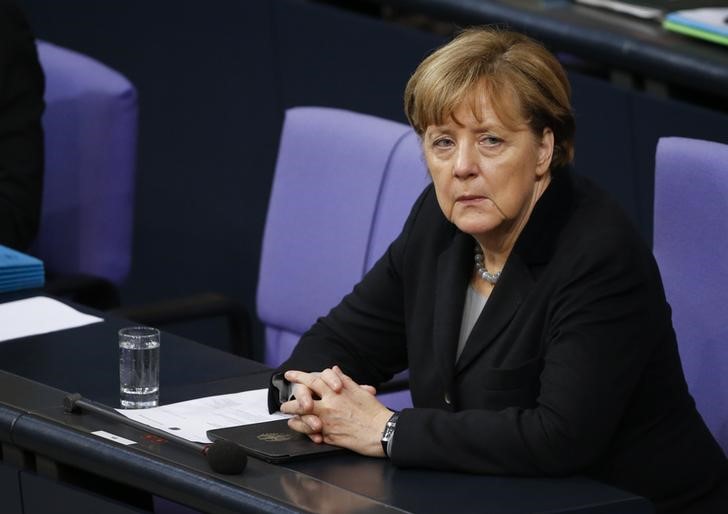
[281,366,392,457]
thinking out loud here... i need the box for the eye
[480,135,502,146]
[432,136,454,149]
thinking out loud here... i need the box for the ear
[535,128,554,177]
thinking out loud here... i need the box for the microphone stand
[63,393,247,474]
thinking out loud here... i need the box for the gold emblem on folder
[258,432,294,442]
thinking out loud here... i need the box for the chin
[450,207,501,234]
[454,220,498,237]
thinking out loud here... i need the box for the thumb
[332,365,360,389]
[333,366,376,395]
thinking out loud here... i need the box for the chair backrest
[257,106,429,368]
[653,136,728,453]
[31,41,138,285]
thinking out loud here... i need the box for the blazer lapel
[454,253,534,373]
[431,170,575,379]
[452,169,574,373]
[432,231,473,387]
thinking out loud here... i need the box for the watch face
[381,413,399,457]
[382,413,399,442]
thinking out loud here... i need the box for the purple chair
[257,107,430,409]
[653,136,728,454]
[31,41,138,308]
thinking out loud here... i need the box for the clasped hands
[280,365,393,457]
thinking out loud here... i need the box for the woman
[269,28,728,513]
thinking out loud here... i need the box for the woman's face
[423,90,554,246]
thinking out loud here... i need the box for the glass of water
[119,326,160,408]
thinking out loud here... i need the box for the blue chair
[653,136,728,454]
[257,106,430,409]
[32,41,138,308]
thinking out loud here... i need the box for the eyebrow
[426,121,506,135]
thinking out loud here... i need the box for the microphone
[63,393,247,475]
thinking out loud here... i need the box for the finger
[288,415,313,434]
[288,415,323,437]
[285,370,334,399]
[332,365,361,390]
[292,383,316,412]
[300,414,322,433]
[280,385,315,414]
[321,433,340,447]
[360,385,377,395]
[308,433,323,444]
[281,398,315,416]
[319,367,343,393]
[332,366,376,395]
[280,398,300,414]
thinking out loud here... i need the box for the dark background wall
[17,0,728,358]
[17,0,446,357]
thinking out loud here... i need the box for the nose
[453,143,478,179]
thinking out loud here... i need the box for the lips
[456,194,486,203]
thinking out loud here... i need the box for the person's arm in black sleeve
[0,1,45,250]
[268,185,432,412]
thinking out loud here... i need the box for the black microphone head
[206,440,248,475]
[63,393,83,413]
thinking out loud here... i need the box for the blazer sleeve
[0,1,45,250]
[391,224,673,476]
[275,184,434,387]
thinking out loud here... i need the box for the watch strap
[380,411,400,457]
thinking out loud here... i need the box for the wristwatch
[380,411,400,458]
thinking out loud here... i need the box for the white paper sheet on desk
[0,296,103,342]
[117,388,290,443]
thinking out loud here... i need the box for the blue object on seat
[653,136,728,454]
[257,107,430,409]
[31,41,138,307]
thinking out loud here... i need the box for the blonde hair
[404,27,575,168]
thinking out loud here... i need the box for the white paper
[117,388,290,443]
[0,296,103,342]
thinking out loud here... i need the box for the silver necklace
[474,245,501,284]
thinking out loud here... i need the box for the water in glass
[119,330,160,408]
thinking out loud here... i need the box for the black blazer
[0,0,44,250]
[278,170,727,513]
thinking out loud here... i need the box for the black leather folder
[207,419,344,463]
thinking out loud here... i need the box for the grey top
[455,284,488,362]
